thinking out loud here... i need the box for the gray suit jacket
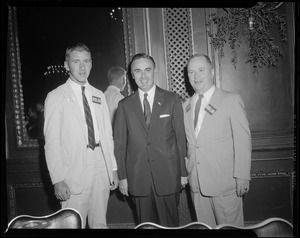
[183,87,251,196]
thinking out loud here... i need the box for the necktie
[143,93,151,128]
[82,86,96,149]
[194,94,203,129]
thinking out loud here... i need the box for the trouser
[61,147,110,228]
[132,177,180,227]
[190,190,244,228]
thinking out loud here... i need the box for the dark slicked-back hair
[130,53,156,69]
[187,53,213,69]
[65,43,91,61]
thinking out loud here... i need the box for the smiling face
[64,50,92,85]
[131,58,155,92]
[187,55,214,94]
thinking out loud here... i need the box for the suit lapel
[197,88,222,140]
[62,83,87,141]
[89,88,102,138]
[185,98,197,142]
[149,87,164,132]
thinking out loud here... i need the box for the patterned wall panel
[163,8,193,102]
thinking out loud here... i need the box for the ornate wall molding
[122,8,134,96]
[7,6,38,148]
[7,182,44,221]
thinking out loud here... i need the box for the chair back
[217,217,293,237]
[6,208,83,230]
[135,221,212,229]
[135,217,293,237]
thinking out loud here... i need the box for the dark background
[16,6,125,112]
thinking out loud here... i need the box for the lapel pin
[92,96,101,105]
[204,104,217,115]
[67,97,75,103]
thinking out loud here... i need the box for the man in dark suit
[113,53,188,227]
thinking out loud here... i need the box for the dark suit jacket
[114,86,187,196]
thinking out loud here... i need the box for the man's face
[64,50,92,85]
[187,56,214,94]
[131,58,155,92]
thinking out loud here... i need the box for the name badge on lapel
[92,96,101,105]
[205,104,217,115]
[186,103,191,113]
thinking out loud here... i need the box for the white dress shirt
[68,78,100,144]
[192,85,215,137]
[138,84,156,112]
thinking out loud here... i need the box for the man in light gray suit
[183,54,251,228]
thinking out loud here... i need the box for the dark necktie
[194,94,203,129]
[82,86,96,149]
[143,93,151,128]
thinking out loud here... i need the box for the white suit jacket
[183,87,251,196]
[44,80,117,194]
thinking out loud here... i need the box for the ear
[64,61,69,71]
[211,68,215,78]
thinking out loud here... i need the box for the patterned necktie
[194,94,203,129]
[82,86,96,149]
[143,93,151,128]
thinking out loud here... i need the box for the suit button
[197,162,200,165]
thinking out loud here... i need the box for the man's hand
[54,181,71,201]
[235,178,250,197]
[119,179,129,196]
[110,171,119,190]
[181,176,188,190]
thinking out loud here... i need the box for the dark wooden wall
[5,5,295,229]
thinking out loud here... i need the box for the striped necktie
[143,93,151,128]
[82,86,96,150]
[194,94,203,129]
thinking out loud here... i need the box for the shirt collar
[107,85,120,92]
[203,85,215,102]
[68,78,90,91]
[192,85,215,103]
[138,84,156,98]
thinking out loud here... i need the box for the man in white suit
[44,43,118,228]
[183,54,251,228]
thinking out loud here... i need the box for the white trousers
[62,147,110,228]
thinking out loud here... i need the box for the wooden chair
[134,221,212,229]
[6,208,83,230]
[216,217,293,237]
